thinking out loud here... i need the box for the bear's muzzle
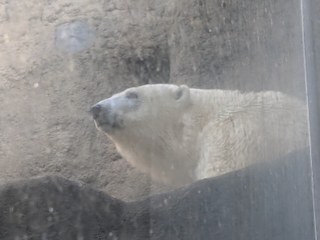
[90,102,123,131]
[90,104,101,120]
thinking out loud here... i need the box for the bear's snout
[90,102,123,131]
[90,103,111,121]
[90,104,101,120]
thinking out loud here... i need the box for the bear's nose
[90,104,101,120]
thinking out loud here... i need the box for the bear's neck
[108,121,200,186]
[186,89,243,126]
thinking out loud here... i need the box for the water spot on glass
[55,21,94,53]
[23,194,28,200]
[41,233,47,240]
[3,34,9,43]
[19,55,26,63]
[77,235,84,240]
[190,17,194,25]
[68,59,74,72]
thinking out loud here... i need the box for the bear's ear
[174,85,190,106]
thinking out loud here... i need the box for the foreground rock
[0,149,314,240]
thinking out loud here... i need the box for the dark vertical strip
[301,0,320,238]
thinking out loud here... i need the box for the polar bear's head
[90,84,191,137]
[90,84,194,185]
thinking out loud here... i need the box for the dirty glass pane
[0,0,319,239]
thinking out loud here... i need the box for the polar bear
[90,84,309,187]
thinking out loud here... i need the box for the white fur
[92,84,309,187]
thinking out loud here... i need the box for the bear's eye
[125,91,138,99]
